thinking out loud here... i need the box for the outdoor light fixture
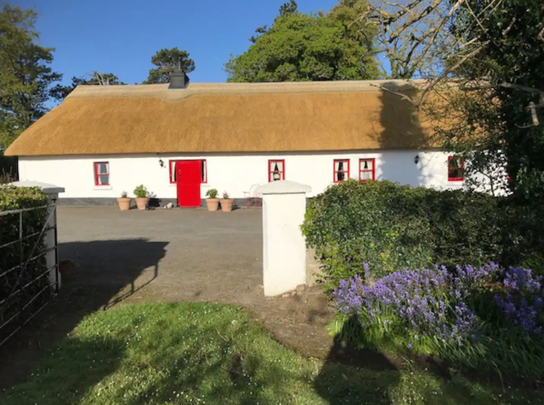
[159,158,164,168]
[414,155,420,165]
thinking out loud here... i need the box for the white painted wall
[18,150,469,200]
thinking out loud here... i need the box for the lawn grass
[1,302,542,405]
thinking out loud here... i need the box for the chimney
[169,68,190,89]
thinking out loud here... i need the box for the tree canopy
[0,5,62,150]
[225,0,379,82]
[144,48,195,84]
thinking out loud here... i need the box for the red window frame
[447,156,464,182]
[268,160,285,182]
[94,162,110,186]
[333,159,350,183]
[169,159,207,184]
[359,158,375,182]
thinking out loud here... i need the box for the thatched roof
[5,80,434,157]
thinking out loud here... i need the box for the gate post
[258,180,311,296]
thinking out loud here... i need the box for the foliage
[0,186,50,340]
[222,191,230,199]
[133,185,148,198]
[2,302,542,405]
[52,72,126,100]
[120,191,128,198]
[225,1,378,82]
[0,5,62,150]
[0,155,17,183]
[301,180,502,290]
[206,188,218,199]
[333,263,544,376]
[144,47,195,84]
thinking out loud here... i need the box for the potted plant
[117,191,132,211]
[205,189,219,211]
[221,191,234,212]
[134,185,149,210]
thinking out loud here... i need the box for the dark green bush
[301,180,504,289]
[0,186,50,336]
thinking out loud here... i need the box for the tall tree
[354,0,544,203]
[279,0,298,16]
[52,72,126,100]
[0,5,62,150]
[225,0,379,82]
[144,48,195,84]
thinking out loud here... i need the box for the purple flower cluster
[333,262,544,346]
[494,267,544,337]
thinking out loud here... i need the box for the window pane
[201,160,207,182]
[98,163,108,174]
[171,161,177,182]
[360,159,373,170]
[98,174,109,185]
[360,171,372,181]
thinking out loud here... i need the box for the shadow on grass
[0,238,167,392]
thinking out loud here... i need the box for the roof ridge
[67,79,425,100]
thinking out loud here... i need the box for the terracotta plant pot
[206,198,219,212]
[221,198,234,212]
[135,197,150,210]
[117,197,132,211]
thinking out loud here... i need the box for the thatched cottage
[5,75,466,207]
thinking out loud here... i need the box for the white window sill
[93,186,113,190]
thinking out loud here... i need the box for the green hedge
[301,180,505,289]
[0,186,50,335]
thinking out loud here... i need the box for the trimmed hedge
[0,186,50,336]
[302,180,505,289]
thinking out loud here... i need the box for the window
[268,160,285,182]
[333,159,350,183]
[169,160,207,184]
[94,162,109,186]
[448,156,464,181]
[359,158,375,182]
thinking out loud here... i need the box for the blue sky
[14,0,339,86]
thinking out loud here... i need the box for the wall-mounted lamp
[159,158,164,168]
[414,155,420,165]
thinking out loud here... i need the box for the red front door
[176,160,201,207]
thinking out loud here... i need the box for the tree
[144,48,195,84]
[279,0,298,16]
[225,0,379,82]
[0,5,62,150]
[352,0,544,202]
[52,71,126,100]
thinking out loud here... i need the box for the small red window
[268,160,285,182]
[169,160,207,184]
[333,159,350,183]
[359,158,375,182]
[448,156,464,181]
[94,162,109,186]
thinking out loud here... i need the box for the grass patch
[1,302,543,404]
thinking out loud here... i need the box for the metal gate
[0,204,59,347]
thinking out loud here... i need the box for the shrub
[0,186,50,338]
[133,185,148,198]
[333,263,544,376]
[206,189,218,199]
[301,180,503,289]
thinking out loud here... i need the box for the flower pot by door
[221,199,234,212]
[206,198,219,212]
[135,197,150,210]
[117,198,132,211]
